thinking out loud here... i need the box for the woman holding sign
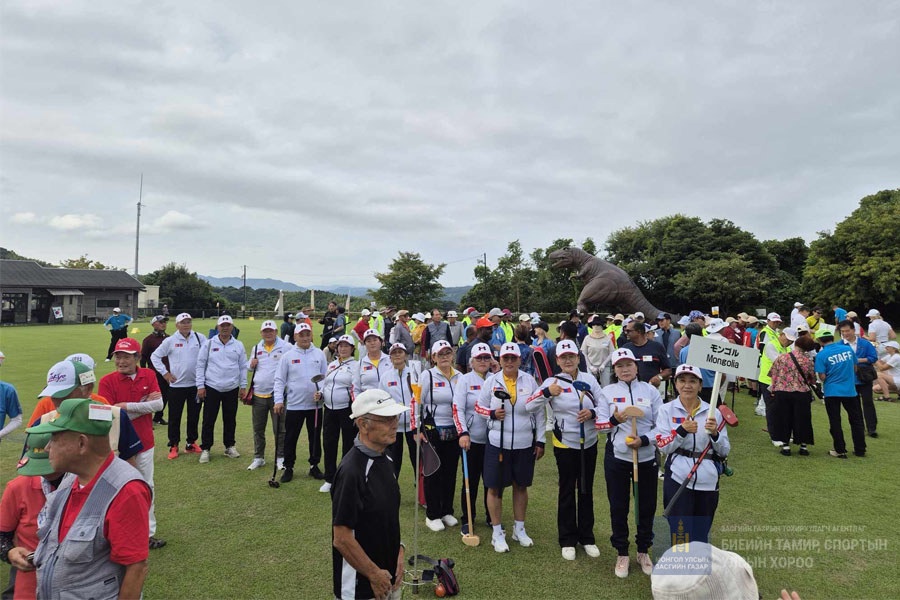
[653,364,731,546]
[596,348,663,578]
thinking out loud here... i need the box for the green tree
[59,254,114,270]
[142,263,218,310]
[0,248,54,267]
[371,252,445,310]
[804,189,900,316]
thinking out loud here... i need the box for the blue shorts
[483,444,536,491]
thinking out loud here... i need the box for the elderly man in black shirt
[622,321,672,387]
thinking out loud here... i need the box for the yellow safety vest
[757,327,785,385]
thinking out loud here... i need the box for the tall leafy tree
[804,189,900,315]
[142,263,218,310]
[371,252,445,310]
[59,254,115,270]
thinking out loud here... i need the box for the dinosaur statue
[549,246,669,317]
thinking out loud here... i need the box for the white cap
[488,308,503,318]
[39,360,96,398]
[634,311,645,319]
[555,340,578,356]
[431,340,453,355]
[337,334,355,347]
[151,315,168,324]
[651,542,759,600]
[675,364,702,379]
[388,342,408,354]
[794,302,804,308]
[296,311,308,319]
[363,328,382,340]
[884,341,899,351]
[470,343,491,358]
[611,348,637,365]
[766,312,782,322]
[499,342,520,357]
[217,315,233,326]
[360,308,371,316]
[795,323,810,333]
[412,313,425,322]
[175,312,192,323]
[866,309,880,318]
[260,320,277,331]
[113,307,121,313]
[518,313,531,322]
[783,327,798,342]
[372,311,380,318]
[677,315,691,326]
[65,353,96,370]
[447,310,458,318]
[706,318,727,334]
[349,389,411,420]
[294,323,312,334]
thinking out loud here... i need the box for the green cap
[814,328,835,340]
[26,398,113,437]
[16,432,56,476]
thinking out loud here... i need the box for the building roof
[0,260,144,290]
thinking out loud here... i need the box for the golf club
[461,448,480,546]
[663,403,739,517]
[407,379,424,594]
[618,405,645,525]
[493,389,511,462]
[268,410,281,489]
[311,373,325,462]
[571,380,592,494]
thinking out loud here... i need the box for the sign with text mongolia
[685,335,761,380]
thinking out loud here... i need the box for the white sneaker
[615,555,630,578]
[492,533,510,553]
[105,358,111,362]
[224,446,240,458]
[636,552,653,575]
[199,450,210,464]
[561,547,576,560]
[755,406,766,416]
[277,457,285,470]
[318,482,332,493]
[247,458,265,470]
[772,440,783,447]
[425,518,445,532]
[583,544,600,558]
[512,529,534,547]
[441,514,459,527]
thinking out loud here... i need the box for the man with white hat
[331,389,409,600]
[195,315,248,464]
[151,312,206,459]
[0,350,22,442]
[446,310,464,347]
[246,320,290,471]
[140,315,170,425]
[351,309,373,345]
[754,312,785,418]
[865,309,896,357]
[102,307,133,362]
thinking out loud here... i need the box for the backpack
[409,555,459,596]
[532,346,552,383]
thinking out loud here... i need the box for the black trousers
[167,386,201,447]
[284,408,322,470]
[107,328,128,359]
[460,442,490,528]
[386,430,418,478]
[824,396,866,455]
[153,371,169,421]
[323,406,356,483]
[662,470,719,545]
[772,391,814,445]
[201,387,239,450]
[605,447,657,554]
[857,384,877,434]
[760,382,777,440]
[424,437,460,520]
[555,444,598,548]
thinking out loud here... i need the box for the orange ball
[435,583,446,597]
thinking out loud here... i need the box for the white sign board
[52,306,64,319]
[685,335,761,380]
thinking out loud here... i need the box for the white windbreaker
[452,370,490,445]
[273,344,328,410]
[596,379,662,463]
[652,398,731,491]
[476,370,543,450]
[379,364,419,434]
[323,358,355,410]
[526,371,601,450]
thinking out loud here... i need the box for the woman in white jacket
[380,342,421,477]
[317,335,356,493]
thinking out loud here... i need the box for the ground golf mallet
[493,389,511,462]
[571,380,592,494]
[662,403,738,517]
[268,410,281,489]
[311,373,325,458]
[461,448,481,547]
[619,405,645,524]
[409,380,423,594]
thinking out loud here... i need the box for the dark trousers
[284,408,322,470]
[772,391,814,445]
[167,386,201,447]
[606,448,657,554]
[386,430,418,478]
[555,444,598,548]
[153,371,169,421]
[857,384,877,434]
[201,387,239,450]
[460,442,490,528]
[107,328,127,359]
[662,470,719,545]
[424,438,460,520]
[824,396,866,455]
[323,406,356,483]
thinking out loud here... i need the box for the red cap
[501,308,512,315]
[475,317,494,328]
[113,338,140,354]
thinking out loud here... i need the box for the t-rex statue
[549,246,667,317]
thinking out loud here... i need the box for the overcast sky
[2,1,898,288]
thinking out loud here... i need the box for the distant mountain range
[200,275,471,303]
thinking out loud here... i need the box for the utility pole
[242,265,247,318]
[134,174,143,277]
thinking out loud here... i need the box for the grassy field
[1,319,897,599]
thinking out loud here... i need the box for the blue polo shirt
[1,381,22,431]
[815,342,858,398]
[104,314,132,330]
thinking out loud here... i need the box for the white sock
[514,520,525,533]
[493,524,503,537]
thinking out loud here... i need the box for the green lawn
[1,320,897,599]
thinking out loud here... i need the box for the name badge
[89,404,113,422]
[642,355,653,362]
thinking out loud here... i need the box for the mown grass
[1,320,897,599]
